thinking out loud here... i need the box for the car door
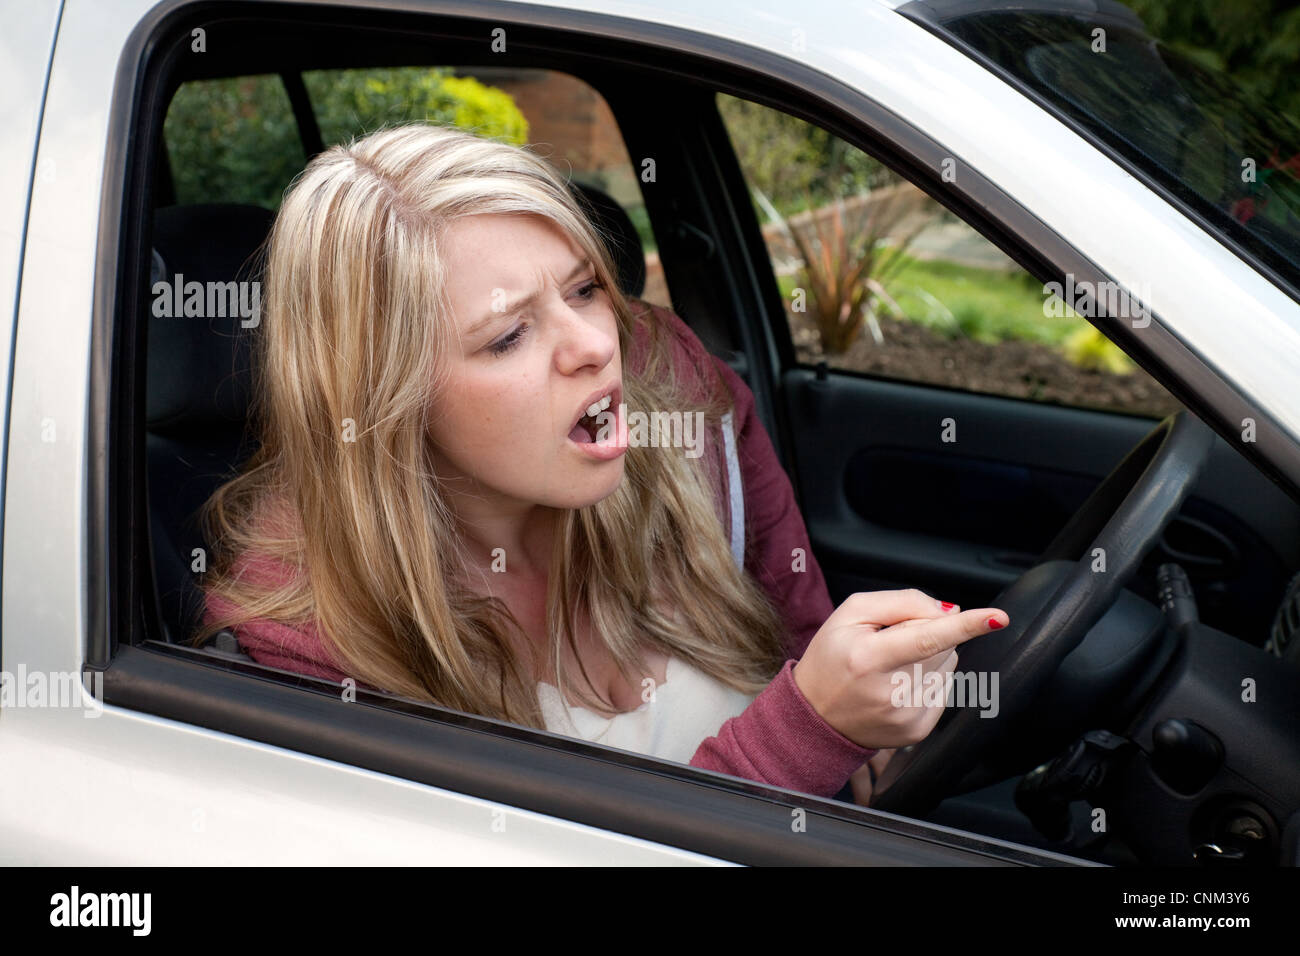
[2,0,1091,866]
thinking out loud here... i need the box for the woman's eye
[484,281,599,356]
[487,323,528,356]
[574,278,603,301]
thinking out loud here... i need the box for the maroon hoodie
[202,298,876,798]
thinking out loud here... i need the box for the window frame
[91,0,1285,866]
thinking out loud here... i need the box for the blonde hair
[196,123,787,726]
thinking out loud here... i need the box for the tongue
[569,420,594,443]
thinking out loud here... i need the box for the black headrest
[147,203,273,433]
[569,181,646,299]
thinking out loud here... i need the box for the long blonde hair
[196,123,787,726]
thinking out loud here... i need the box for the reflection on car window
[930,10,1300,293]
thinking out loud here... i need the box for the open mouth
[567,384,621,445]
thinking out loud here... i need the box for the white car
[2,0,1298,866]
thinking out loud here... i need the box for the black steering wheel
[870,410,1217,817]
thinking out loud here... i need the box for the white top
[537,412,753,761]
[537,656,758,763]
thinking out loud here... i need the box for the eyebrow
[465,257,594,339]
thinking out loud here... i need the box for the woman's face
[429,212,629,513]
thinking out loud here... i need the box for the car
[2,0,1298,867]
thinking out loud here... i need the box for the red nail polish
[987,617,1004,630]
[941,601,956,611]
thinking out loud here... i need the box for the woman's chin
[550,457,627,509]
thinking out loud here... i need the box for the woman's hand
[792,588,1008,751]
[849,748,895,806]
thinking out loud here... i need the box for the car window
[909,3,1300,301]
[715,92,1178,418]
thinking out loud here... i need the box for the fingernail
[940,601,957,612]
[987,617,1004,630]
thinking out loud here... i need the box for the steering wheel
[869,410,1217,817]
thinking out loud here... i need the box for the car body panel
[0,698,733,865]
[0,0,63,563]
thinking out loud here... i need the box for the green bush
[303,68,528,149]
[1061,325,1136,374]
[164,75,306,210]
[163,68,529,211]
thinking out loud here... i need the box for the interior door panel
[783,368,1300,644]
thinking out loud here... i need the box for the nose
[550,298,616,376]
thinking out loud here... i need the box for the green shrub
[303,68,528,149]
[164,75,306,210]
[163,68,529,211]
[1061,325,1136,373]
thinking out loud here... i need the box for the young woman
[197,123,1008,805]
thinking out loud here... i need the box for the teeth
[585,394,612,418]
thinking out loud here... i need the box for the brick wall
[457,67,631,178]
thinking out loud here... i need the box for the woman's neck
[448,493,557,584]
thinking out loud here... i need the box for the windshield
[904,4,1300,298]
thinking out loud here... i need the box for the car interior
[129,7,1300,865]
